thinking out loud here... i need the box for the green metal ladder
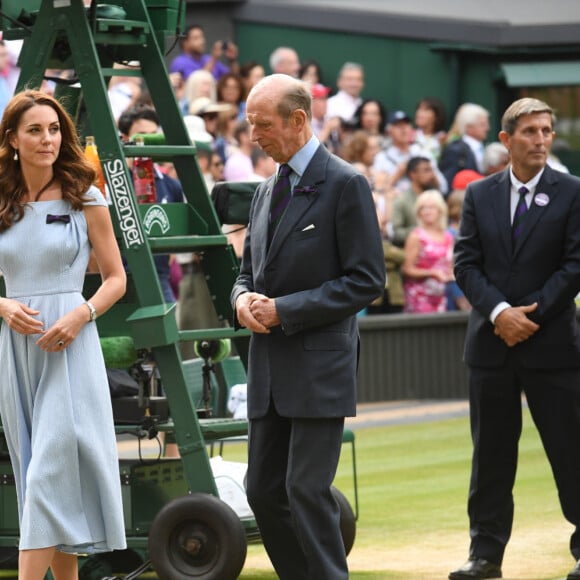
[0,4,360,577]
[5,0,249,498]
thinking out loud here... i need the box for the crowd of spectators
[2,24,573,317]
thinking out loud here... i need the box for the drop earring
[13,150,18,161]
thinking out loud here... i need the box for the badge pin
[534,193,549,207]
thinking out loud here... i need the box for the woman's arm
[83,204,126,318]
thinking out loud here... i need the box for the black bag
[107,368,140,398]
[211,181,260,225]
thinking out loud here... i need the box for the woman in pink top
[402,190,454,313]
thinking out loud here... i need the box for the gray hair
[278,79,312,122]
[455,103,489,135]
[250,74,312,122]
[338,61,364,79]
[269,47,297,73]
[483,142,509,173]
[501,97,556,135]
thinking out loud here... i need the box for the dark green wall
[457,54,503,137]
[236,22,453,119]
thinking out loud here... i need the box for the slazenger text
[104,159,144,248]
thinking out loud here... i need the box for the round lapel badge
[534,193,549,207]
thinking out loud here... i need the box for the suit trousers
[467,355,580,564]
[246,402,347,580]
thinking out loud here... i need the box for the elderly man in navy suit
[231,74,385,579]
[450,98,580,580]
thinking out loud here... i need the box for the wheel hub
[182,536,203,557]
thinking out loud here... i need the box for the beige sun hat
[189,96,234,116]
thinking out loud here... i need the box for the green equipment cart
[0,2,357,578]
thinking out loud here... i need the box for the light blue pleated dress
[0,186,126,553]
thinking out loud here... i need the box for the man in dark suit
[231,74,385,579]
[450,98,580,580]
[439,103,490,193]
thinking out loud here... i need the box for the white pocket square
[301,224,316,231]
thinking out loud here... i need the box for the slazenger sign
[104,159,145,249]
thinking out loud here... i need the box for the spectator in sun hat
[188,96,233,117]
[189,97,235,161]
[183,113,214,149]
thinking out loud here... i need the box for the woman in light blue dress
[0,90,127,579]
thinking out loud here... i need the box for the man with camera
[169,24,239,81]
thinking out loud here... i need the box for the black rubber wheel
[332,486,356,556]
[148,493,247,580]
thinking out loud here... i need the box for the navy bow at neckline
[46,214,70,224]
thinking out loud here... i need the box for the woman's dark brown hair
[0,89,96,232]
[216,72,243,105]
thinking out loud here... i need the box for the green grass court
[1,406,575,579]
[237,407,575,580]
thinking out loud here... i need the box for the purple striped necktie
[512,185,529,242]
[269,163,292,241]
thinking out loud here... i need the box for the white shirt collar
[463,134,483,152]
[509,166,544,193]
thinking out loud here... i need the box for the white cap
[183,115,213,143]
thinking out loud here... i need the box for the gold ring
[57,340,65,347]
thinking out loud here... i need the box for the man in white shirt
[451,97,580,580]
[326,62,364,122]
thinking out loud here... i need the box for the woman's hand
[0,298,44,335]
[36,305,88,352]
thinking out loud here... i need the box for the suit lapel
[512,166,559,257]
[490,169,512,258]
[266,145,328,262]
